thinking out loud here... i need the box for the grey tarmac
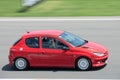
[0,17,120,79]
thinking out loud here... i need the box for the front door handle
[40,52,44,55]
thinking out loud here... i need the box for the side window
[42,37,51,48]
[26,37,39,48]
[42,37,68,49]
[56,40,68,49]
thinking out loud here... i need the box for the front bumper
[92,52,109,67]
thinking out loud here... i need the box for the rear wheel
[76,57,91,71]
[14,58,28,70]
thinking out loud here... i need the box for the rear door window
[26,37,39,48]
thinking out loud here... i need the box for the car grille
[102,58,108,62]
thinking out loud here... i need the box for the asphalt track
[0,17,120,79]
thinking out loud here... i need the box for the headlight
[93,52,104,56]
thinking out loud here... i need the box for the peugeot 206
[9,30,109,71]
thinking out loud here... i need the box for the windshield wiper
[76,40,88,47]
[85,40,88,43]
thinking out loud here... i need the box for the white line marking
[0,79,115,80]
[0,17,120,21]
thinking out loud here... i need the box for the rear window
[13,38,22,46]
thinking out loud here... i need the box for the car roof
[23,30,64,37]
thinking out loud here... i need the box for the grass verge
[0,0,120,17]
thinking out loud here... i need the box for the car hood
[81,41,107,53]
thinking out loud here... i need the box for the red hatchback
[9,30,109,71]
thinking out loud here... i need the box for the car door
[39,36,74,67]
[24,36,41,66]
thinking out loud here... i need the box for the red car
[9,30,109,71]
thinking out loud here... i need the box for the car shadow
[2,64,106,72]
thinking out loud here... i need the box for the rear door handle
[40,52,45,55]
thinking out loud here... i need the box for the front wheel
[14,58,28,70]
[76,57,91,71]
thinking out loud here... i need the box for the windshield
[59,32,87,47]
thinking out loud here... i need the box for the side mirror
[62,46,69,50]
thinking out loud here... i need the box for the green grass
[0,0,120,16]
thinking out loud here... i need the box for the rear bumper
[8,54,14,66]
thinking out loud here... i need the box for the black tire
[76,57,91,71]
[14,58,29,71]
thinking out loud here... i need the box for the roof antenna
[27,31,30,33]
[22,26,30,33]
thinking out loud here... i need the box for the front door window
[42,37,68,49]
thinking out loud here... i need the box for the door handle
[40,52,44,55]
